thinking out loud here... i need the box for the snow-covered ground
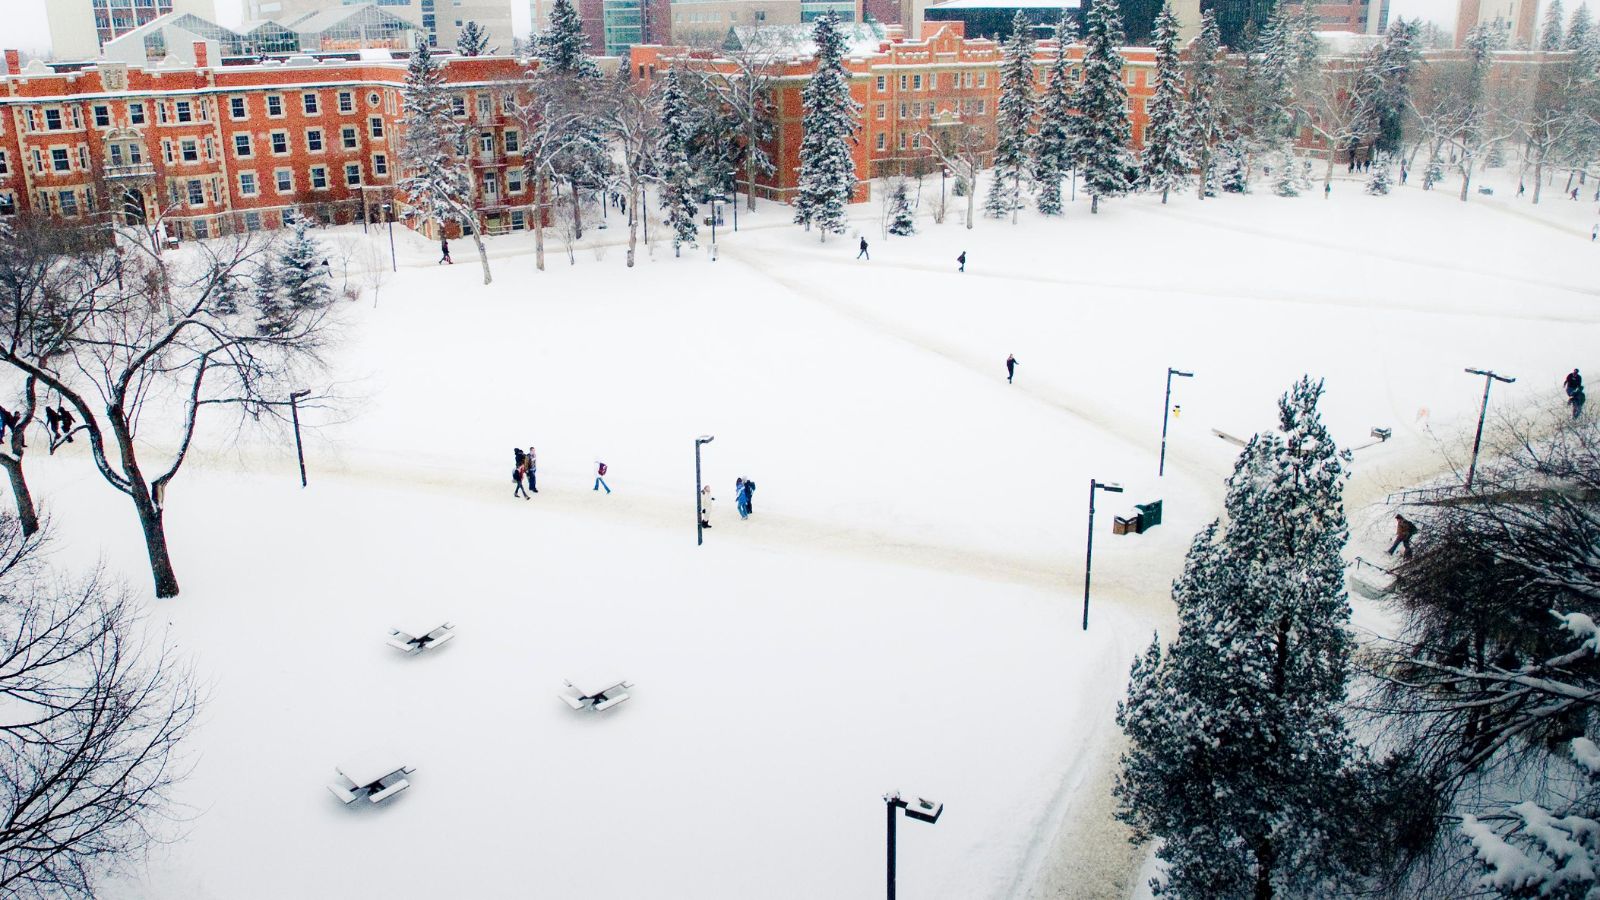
[33,162,1599,899]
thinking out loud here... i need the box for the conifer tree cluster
[1139,2,1192,203]
[1076,0,1136,213]
[1032,15,1077,215]
[1186,12,1223,200]
[656,68,701,256]
[986,12,1037,221]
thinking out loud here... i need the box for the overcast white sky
[6,0,1460,56]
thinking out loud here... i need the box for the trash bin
[1134,500,1162,531]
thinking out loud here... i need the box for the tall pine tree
[656,68,701,257]
[1077,0,1135,213]
[276,218,332,309]
[398,43,493,284]
[1117,377,1370,900]
[1188,12,1222,200]
[1542,0,1566,50]
[793,13,859,240]
[539,0,601,77]
[987,11,1037,222]
[456,21,491,56]
[1033,15,1076,215]
[1140,2,1192,203]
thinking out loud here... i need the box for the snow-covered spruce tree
[1567,3,1600,76]
[1033,14,1076,215]
[1077,0,1136,213]
[252,256,286,334]
[887,180,916,235]
[987,11,1037,221]
[1542,0,1566,50]
[397,43,492,284]
[212,267,242,315]
[793,13,860,240]
[456,21,491,56]
[1140,2,1191,203]
[276,218,333,309]
[1367,19,1420,155]
[1218,137,1251,192]
[1271,145,1307,196]
[1187,11,1223,201]
[1117,377,1369,900]
[539,0,601,77]
[656,68,700,257]
[1365,151,1393,193]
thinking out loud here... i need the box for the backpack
[597,462,607,476]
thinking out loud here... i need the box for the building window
[929,72,937,90]
[899,102,908,118]
[44,109,62,130]
[508,169,523,192]
[92,105,110,128]
[270,132,289,155]
[344,163,361,186]
[876,103,886,120]
[898,132,906,149]
[266,95,284,117]
[234,133,252,157]
[912,74,922,90]
[876,132,885,150]
[306,129,324,152]
[161,141,173,164]
[451,96,466,117]
[369,117,385,139]
[31,149,42,173]
[188,180,205,206]
[23,110,34,132]
[0,152,7,175]
[192,219,208,239]
[303,93,320,115]
[899,74,907,90]
[51,148,70,172]
[310,166,328,190]
[181,139,198,162]
[129,102,145,125]
[975,98,985,114]
[342,126,358,150]
[511,209,525,230]
[78,146,89,169]
[504,130,520,152]
[176,101,192,123]
[158,103,169,124]
[479,132,494,153]
[373,153,388,176]
[244,211,262,231]
[275,169,293,192]
[230,96,246,119]
[368,92,380,107]
[481,173,498,196]
[59,190,78,217]
[963,72,972,87]
[977,72,987,87]
[338,91,354,113]
[0,193,15,215]
[239,172,258,196]
[876,75,886,91]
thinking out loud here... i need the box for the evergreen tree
[1218,138,1251,193]
[251,258,286,335]
[987,11,1037,221]
[1076,0,1136,213]
[539,0,601,77]
[1365,150,1393,194]
[1271,145,1309,196]
[1367,19,1420,154]
[1140,2,1192,203]
[887,180,916,235]
[397,43,492,283]
[793,13,860,240]
[1568,2,1600,75]
[1117,378,1369,900]
[656,68,700,256]
[1033,14,1076,215]
[1187,11,1223,201]
[456,21,492,56]
[1542,0,1566,50]
[276,218,332,309]
[212,267,242,315]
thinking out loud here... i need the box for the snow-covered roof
[285,4,416,35]
[722,22,888,57]
[927,0,1080,8]
[1315,30,1383,55]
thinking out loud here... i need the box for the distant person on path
[735,478,751,519]
[1566,369,1584,398]
[857,237,869,260]
[741,477,756,515]
[513,461,530,499]
[1388,514,1418,557]
[593,460,610,494]
[44,406,59,440]
[700,484,714,529]
[1572,387,1587,420]
[526,446,538,492]
[1574,187,1582,201]
[1006,354,1018,383]
[1593,225,1597,241]
[514,447,526,470]
[56,406,73,442]
[1518,182,1526,196]
[439,237,453,264]
[957,251,966,272]
[1324,182,1331,199]
[1400,166,1408,185]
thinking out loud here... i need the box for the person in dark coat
[525,446,538,492]
[1573,387,1588,420]
[1566,369,1584,398]
[56,406,73,442]
[513,461,530,499]
[1006,354,1018,384]
[1388,514,1418,556]
[44,406,59,439]
[514,447,526,469]
[743,478,755,514]
[857,237,869,260]
[439,237,453,264]
[735,478,751,519]
[957,251,966,272]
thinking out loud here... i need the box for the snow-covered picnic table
[387,620,455,653]
[560,677,633,711]
[328,749,415,805]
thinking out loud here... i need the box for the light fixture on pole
[289,389,311,488]
[1159,368,1194,477]
[1464,368,1515,490]
[381,202,397,273]
[884,792,942,900]
[1083,479,1123,630]
[695,435,715,545]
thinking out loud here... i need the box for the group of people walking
[512,446,539,499]
[701,478,756,528]
[514,449,756,525]
[0,402,75,448]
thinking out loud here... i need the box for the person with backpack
[957,251,966,273]
[857,237,869,260]
[593,460,610,494]
[1006,354,1018,384]
[1566,369,1584,398]
[513,460,530,499]
[44,406,59,440]
[525,446,538,493]
[55,406,73,442]
[1388,514,1418,556]
[742,477,756,515]
[439,237,453,265]
[1573,386,1588,420]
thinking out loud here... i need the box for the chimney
[193,40,208,68]
[3,50,18,76]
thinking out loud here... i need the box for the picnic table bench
[559,678,634,711]
[329,751,415,805]
[387,621,455,654]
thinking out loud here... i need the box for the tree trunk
[626,179,639,268]
[133,489,179,598]
[746,128,759,210]
[1091,193,1099,214]
[965,167,976,229]
[0,377,40,536]
[1533,152,1545,204]
[534,173,547,272]
[1460,155,1474,201]
[1197,149,1210,200]
[468,223,492,285]
[1161,186,1169,204]
[1252,835,1276,900]
[570,179,584,240]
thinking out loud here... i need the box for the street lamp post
[1159,368,1194,477]
[885,792,942,900]
[1083,479,1123,631]
[730,172,739,231]
[382,202,397,273]
[1464,368,1516,490]
[695,435,715,545]
[289,389,311,488]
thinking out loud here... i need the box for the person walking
[1387,514,1418,556]
[526,446,538,493]
[742,477,755,515]
[593,459,610,494]
[439,237,453,264]
[735,477,751,519]
[1006,354,1018,384]
[56,406,73,442]
[1324,181,1331,200]
[1572,386,1588,420]
[513,461,530,499]
[1566,368,1584,398]
[44,406,59,440]
[957,251,966,272]
[1400,166,1408,185]
[700,484,715,529]
[514,446,526,470]
[857,237,869,260]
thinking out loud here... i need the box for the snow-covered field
[33,165,1600,899]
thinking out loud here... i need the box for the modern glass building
[603,0,645,56]
[800,0,856,21]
